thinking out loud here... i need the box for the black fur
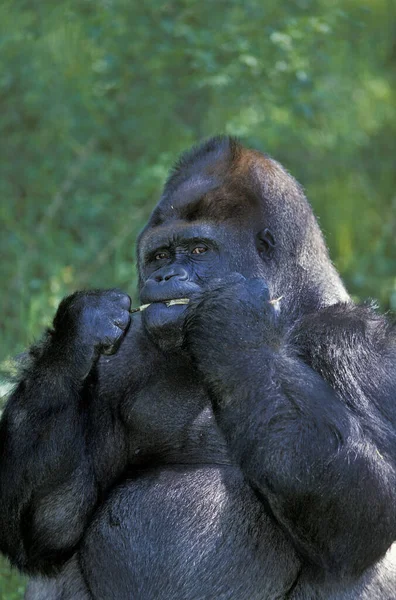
[1,137,395,599]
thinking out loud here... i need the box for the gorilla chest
[88,345,300,597]
[119,370,231,465]
[80,465,300,600]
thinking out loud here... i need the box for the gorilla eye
[154,251,169,260]
[191,246,207,255]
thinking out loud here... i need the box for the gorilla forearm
[0,290,132,574]
[186,286,396,575]
[213,353,395,575]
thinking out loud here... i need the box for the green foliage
[0,0,395,595]
[0,556,26,599]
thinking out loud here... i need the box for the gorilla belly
[80,465,300,600]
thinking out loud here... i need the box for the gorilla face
[138,219,264,348]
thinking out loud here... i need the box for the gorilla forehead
[164,174,220,212]
[148,175,260,229]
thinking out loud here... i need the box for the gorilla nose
[154,268,188,283]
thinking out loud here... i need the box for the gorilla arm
[0,290,131,574]
[184,278,396,577]
[0,364,98,574]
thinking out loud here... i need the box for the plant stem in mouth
[129,295,284,315]
[129,298,190,314]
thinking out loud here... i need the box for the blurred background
[0,0,395,596]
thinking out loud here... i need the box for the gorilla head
[137,136,348,346]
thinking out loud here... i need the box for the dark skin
[1,137,396,600]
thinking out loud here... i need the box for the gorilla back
[2,137,396,600]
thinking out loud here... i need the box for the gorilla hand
[184,276,278,384]
[51,289,131,379]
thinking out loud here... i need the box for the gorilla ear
[256,228,276,259]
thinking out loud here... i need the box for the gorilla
[0,137,395,600]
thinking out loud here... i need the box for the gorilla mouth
[129,298,190,314]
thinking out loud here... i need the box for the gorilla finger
[100,333,123,355]
[246,278,271,301]
[207,273,246,290]
[114,313,131,331]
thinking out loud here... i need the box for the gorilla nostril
[155,269,189,283]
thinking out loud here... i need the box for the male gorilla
[0,137,395,600]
